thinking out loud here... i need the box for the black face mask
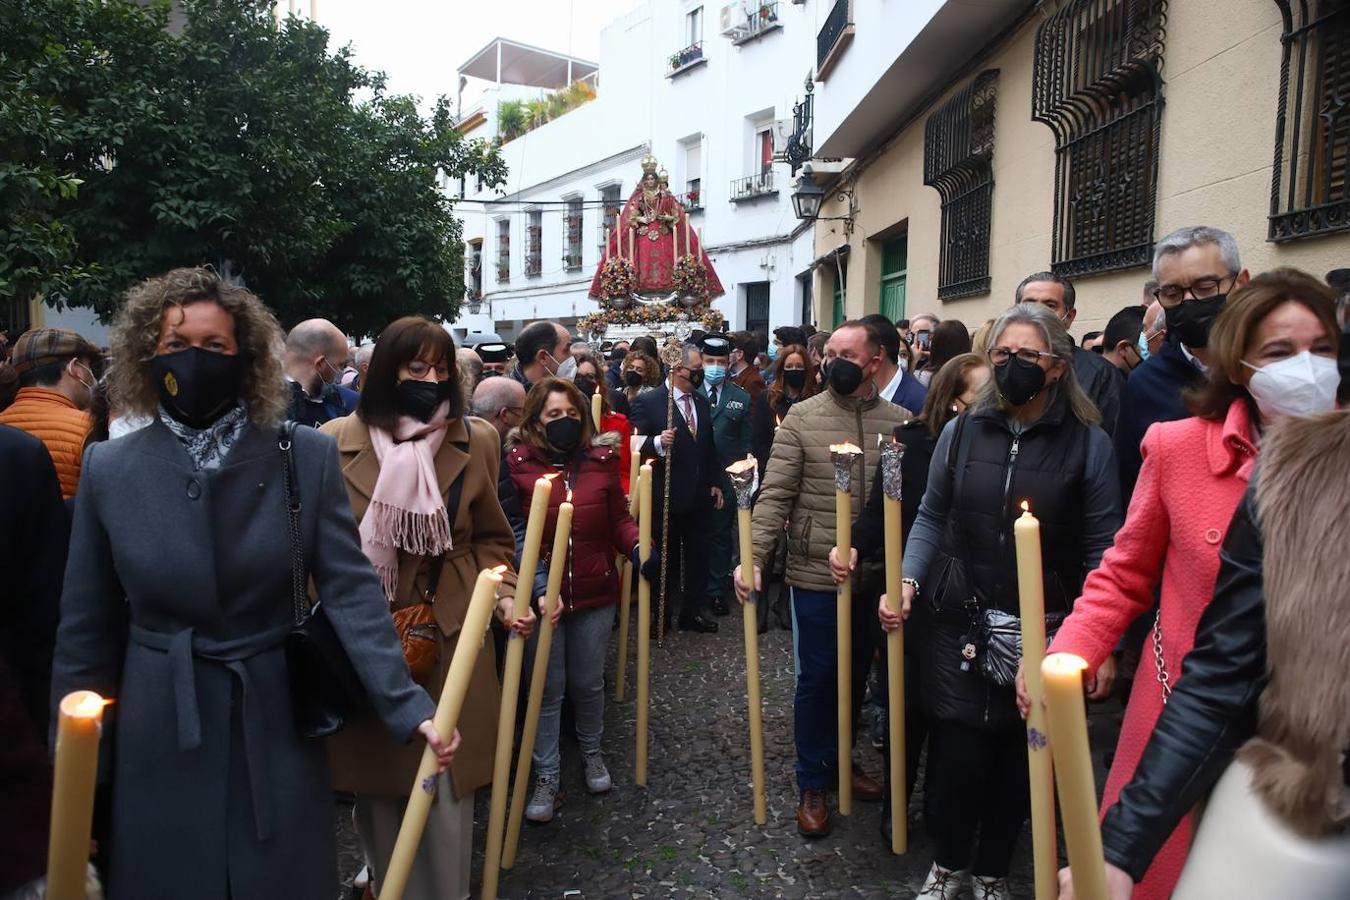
[150,347,243,428]
[396,379,454,423]
[685,368,704,389]
[545,416,583,454]
[575,374,598,398]
[782,369,807,391]
[624,370,643,388]
[1165,295,1227,349]
[825,358,865,396]
[609,348,628,362]
[1339,325,1350,396]
[994,356,1047,407]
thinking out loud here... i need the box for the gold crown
[640,153,659,174]
[658,167,669,184]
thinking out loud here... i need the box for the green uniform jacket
[701,380,753,479]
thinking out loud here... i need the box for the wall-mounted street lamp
[791,163,855,234]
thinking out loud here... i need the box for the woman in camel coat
[322,317,532,900]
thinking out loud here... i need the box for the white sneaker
[916,862,967,900]
[583,750,612,794]
[971,875,1011,900]
[524,774,561,823]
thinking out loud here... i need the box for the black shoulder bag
[279,422,371,739]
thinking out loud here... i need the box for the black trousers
[653,507,711,626]
[925,719,1029,877]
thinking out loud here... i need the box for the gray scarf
[159,405,249,471]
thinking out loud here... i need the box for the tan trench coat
[321,413,518,799]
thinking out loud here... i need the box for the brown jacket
[321,413,518,799]
[1240,409,1350,834]
[0,387,92,498]
[751,388,911,592]
[731,364,766,404]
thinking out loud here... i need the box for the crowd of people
[1,222,1347,900]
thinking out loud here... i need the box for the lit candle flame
[1020,499,1031,514]
[543,473,559,482]
[829,441,863,455]
[565,489,573,503]
[62,691,109,719]
[1042,652,1088,675]
[490,564,509,576]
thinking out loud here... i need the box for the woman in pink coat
[1018,268,1342,899]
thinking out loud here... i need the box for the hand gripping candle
[382,565,505,900]
[1015,501,1058,899]
[726,455,766,825]
[503,490,574,869]
[879,437,908,854]
[482,475,554,900]
[830,441,863,816]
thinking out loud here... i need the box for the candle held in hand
[829,441,863,816]
[879,438,907,854]
[1015,501,1058,899]
[726,455,766,824]
[1043,653,1108,900]
[636,464,654,785]
[47,691,107,900]
[383,565,505,900]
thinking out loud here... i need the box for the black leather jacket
[1101,481,1268,881]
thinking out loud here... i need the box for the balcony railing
[730,170,776,202]
[817,0,852,76]
[732,2,781,45]
[667,41,704,77]
[678,185,703,212]
[497,260,510,283]
[524,252,542,277]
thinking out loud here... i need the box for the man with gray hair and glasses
[1115,225,1249,500]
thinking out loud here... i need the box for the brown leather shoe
[852,768,884,802]
[796,789,831,837]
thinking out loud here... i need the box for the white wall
[451,0,828,337]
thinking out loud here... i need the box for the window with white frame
[687,6,703,45]
[684,141,703,209]
[496,219,510,283]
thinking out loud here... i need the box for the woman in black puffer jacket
[889,304,1122,899]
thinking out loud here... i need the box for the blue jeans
[524,604,612,777]
[790,586,876,792]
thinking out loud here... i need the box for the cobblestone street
[338,599,1121,899]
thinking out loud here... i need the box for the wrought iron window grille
[781,77,814,175]
[731,170,777,201]
[1031,0,1168,278]
[924,70,999,300]
[730,2,782,46]
[1269,1,1350,241]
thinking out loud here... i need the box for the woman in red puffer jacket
[505,377,645,823]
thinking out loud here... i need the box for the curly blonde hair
[108,267,288,425]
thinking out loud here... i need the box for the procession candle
[636,464,654,785]
[1016,501,1058,900]
[481,475,555,900]
[879,439,908,854]
[1043,653,1109,900]
[46,691,106,900]
[503,492,574,869]
[615,436,643,701]
[830,441,863,816]
[726,455,767,825]
[383,565,504,900]
[591,390,604,430]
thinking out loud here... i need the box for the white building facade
[450,2,828,342]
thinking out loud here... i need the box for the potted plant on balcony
[760,4,776,24]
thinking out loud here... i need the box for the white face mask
[1242,351,1339,420]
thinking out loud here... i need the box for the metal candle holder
[830,443,863,492]
[879,438,906,503]
[726,455,758,510]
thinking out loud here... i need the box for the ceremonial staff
[656,332,687,647]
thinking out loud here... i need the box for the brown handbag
[392,448,469,686]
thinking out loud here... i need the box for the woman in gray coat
[50,268,458,900]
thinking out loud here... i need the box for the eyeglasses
[1152,274,1235,306]
[988,346,1058,366]
[406,360,449,378]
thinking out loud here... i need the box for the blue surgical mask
[766,343,779,362]
[1136,331,1151,362]
[703,364,727,386]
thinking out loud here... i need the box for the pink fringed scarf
[360,405,453,601]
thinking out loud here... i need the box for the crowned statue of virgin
[588,154,724,303]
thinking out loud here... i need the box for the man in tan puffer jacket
[736,320,911,838]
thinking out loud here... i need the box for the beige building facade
[810,0,1350,337]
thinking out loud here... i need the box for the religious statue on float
[588,153,724,310]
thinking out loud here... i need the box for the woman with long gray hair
[878,302,1123,900]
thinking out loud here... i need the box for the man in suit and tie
[629,343,724,634]
[697,336,752,617]
[861,313,927,413]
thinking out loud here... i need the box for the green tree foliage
[0,0,506,335]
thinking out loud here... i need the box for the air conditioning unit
[772,117,793,142]
[720,3,748,36]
